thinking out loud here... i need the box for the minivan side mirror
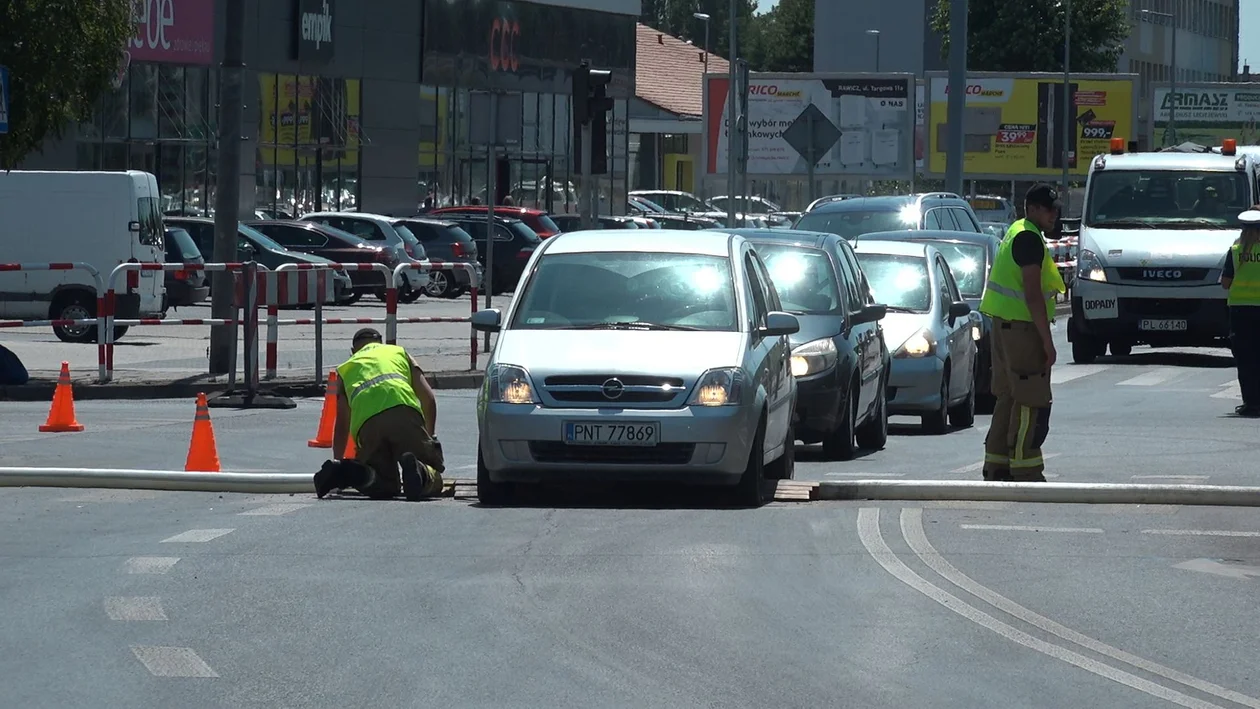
[760,311,800,337]
[948,300,972,324]
[852,304,887,325]
[470,308,502,333]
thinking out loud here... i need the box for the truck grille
[528,442,695,465]
[1114,267,1210,282]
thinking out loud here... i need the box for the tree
[640,0,758,62]
[747,0,813,72]
[0,0,133,169]
[930,0,1129,73]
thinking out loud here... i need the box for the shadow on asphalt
[468,483,778,510]
[1093,350,1234,369]
[793,443,878,463]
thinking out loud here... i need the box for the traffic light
[572,61,614,175]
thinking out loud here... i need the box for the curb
[0,370,485,402]
[813,480,1260,507]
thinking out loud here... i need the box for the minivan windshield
[511,252,738,331]
[855,253,932,312]
[1084,170,1251,228]
[754,244,842,314]
[795,208,917,239]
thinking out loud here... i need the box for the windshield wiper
[882,305,920,313]
[1087,218,1156,228]
[555,322,699,331]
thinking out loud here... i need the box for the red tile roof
[636,23,730,118]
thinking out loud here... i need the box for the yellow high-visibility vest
[1228,241,1260,306]
[979,219,1066,321]
[336,342,423,441]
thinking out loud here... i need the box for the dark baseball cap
[1025,183,1063,211]
[352,328,383,345]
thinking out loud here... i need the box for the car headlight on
[487,364,539,404]
[687,367,745,407]
[896,329,937,358]
[1077,248,1107,283]
[790,338,838,377]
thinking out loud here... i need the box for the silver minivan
[469,229,800,507]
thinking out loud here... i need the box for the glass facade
[77,63,218,216]
[255,74,364,218]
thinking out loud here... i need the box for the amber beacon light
[1222,138,1238,156]
[1109,138,1126,155]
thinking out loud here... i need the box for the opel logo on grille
[601,378,625,400]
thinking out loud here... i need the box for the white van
[1068,141,1257,363]
[0,170,166,343]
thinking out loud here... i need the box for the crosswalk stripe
[1051,364,1108,384]
[1116,368,1182,387]
[1211,382,1241,399]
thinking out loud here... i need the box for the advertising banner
[915,81,925,172]
[925,72,1138,180]
[1152,83,1260,149]
[704,72,915,179]
[259,74,362,167]
[130,0,216,65]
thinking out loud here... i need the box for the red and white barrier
[390,262,481,371]
[0,262,107,382]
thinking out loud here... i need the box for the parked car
[550,214,639,231]
[245,220,398,304]
[444,216,541,295]
[299,212,430,298]
[795,193,984,239]
[967,194,1018,224]
[805,194,863,212]
[163,227,210,310]
[468,229,800,507]
[165,217,350,306]
[852,239,979,434]
[429,205,562,239]
[707,195,781,215]
[392,217,484,299]
[629,190,728,222]
[857,229,999,412]
[725,229,891,459]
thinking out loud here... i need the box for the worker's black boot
[314,459,374,499]
[400,453,435,502]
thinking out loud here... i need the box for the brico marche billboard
[1152,83,1260,149]
[704,72,915,178]
[926,72,1137,179]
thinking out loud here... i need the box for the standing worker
[1221,207,1260,417]
[314,328,446,500]
[978,184,1068,482]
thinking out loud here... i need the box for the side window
[268,225,324,248]
[137,197,163,247]
[750,254,782,311]
[953,207,980,232]
[493,225,514,242]
[943,259,963,301]
[407,223,438,242]
[743,253,770,327]
[344,220,385,241]
[924,208,946,230]
[934,258,953,309]
[833,244,864,312]
[463,222,488,240]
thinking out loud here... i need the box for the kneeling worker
[315,328,445,500]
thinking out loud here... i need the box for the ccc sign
[489,17,521,72]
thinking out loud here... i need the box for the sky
[757,0,1257,72]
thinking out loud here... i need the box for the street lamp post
[1061,0,1071,201]
[694,12,711,74]
[1142,9,1177,146]
[726,0,738,227]
[866,29,881,72]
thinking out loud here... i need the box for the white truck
[1068,140,1257,363]
[0,170,166,343]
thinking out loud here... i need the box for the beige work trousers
[982,317,1052,482]
[354,405,444,498]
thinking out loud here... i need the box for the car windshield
[1084,170,1251,228]
[925,242,988,298]
[754,244,843,314]
[795,208,918,239]
[511,252,738,331]
[711,196,779,214]
[855,253,932,312]
[165,229,201,260]
[238,223,287,252]
[630,197,666,213]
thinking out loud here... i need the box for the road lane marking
[130,646,218,678]
[824,472,905,477]
[960,524,1103,533]
[1142,529,1260,538]
[238,503,310,516]
[161,529,234,543]
[1051,364,1108,384]
[1116,368,1181,387]
[1174,559,1260,579]
[902,508,1260,708]
[1211,382,1242,400]
[104,597,167,621]
[124,557,180,574]
[1131,475,1210,483]
[857,508,1226,708]
[949,452,1060,474]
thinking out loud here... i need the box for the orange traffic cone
[185,392,222,472]
[308,370,339,447]
[39,362,85,432]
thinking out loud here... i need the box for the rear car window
[509,221,542,243]
[165,228,202,261]
[443,225,474,242]
[535,214,561,233]
[795,209,916,239]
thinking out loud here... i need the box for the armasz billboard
[1152,83,1260,149]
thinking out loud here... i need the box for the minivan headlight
[896,329,937,358]
[790,338,838,377]
[1077,248,1108,282]
[488,364,539,404]
[687,367,745,407]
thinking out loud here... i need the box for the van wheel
[1072,336,1101,364]
[50,293,125,344]
[1109,341,1132,357]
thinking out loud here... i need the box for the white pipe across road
[0,467,314,494]
[817,480,1260,507]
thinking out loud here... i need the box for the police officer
[314,328,445,500]
[979,184,1068,482]
[1221,207,1260,417]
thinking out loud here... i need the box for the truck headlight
[896,329,936,358]
[488,364,539,404]
[790,338,838,377]
[1077,248,1108,283]
[688,367,744,407]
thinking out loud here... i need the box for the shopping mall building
[22,0,637,217]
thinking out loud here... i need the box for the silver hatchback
[470,229,801,507]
